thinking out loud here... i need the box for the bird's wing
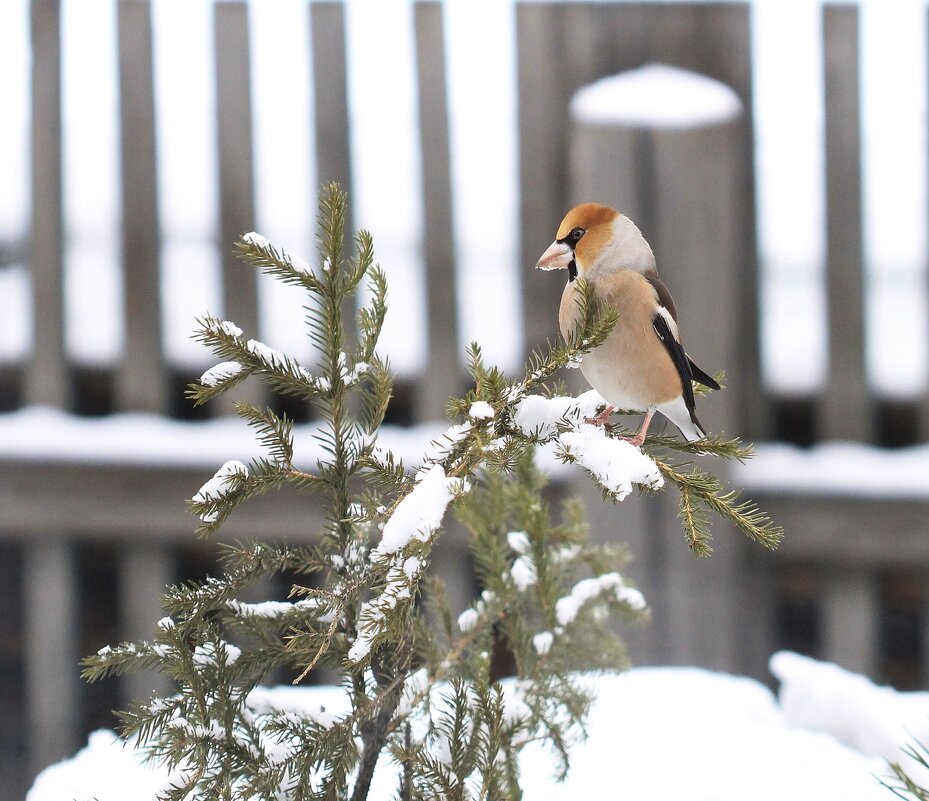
[644,271,678,321]
[645,271,719,390]
[686,357,721,390]
[652,307,697,418]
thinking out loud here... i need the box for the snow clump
[191,460,249,522]
[555,573,645,627]
[371,465,466,559]
[532,631,554,655]
[559,425,663,499]
[199,361,245,387]
[512,391,606,439]
[469,401,495,420]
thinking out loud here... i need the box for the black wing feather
[652,313,696,417]
[687,358,721,390]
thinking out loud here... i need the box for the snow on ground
[28,652,925,801]
[772,651,929,772]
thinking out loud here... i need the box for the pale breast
[559,271,682,410]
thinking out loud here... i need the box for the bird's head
[535,203,655,280]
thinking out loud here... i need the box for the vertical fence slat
[516,2,575,357]
[311,2,353,216]
[567,4,756,672]
[822,5,868,441]
[117,0,166,413]
[822,568,878,675]
[310,2,357,364]
[24,539,78,781]
[119,544,173,705]
[653,119,747,671]
[413,1,459,421]
[215,1,260,409]
[27,0,68,409]
[598,1,762,438]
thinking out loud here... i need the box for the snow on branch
[346,462,470,664]
[191,460,249,523]
[370,464,467,561]
[242,230,314,277]
[555,573,646,628]
[559,426,663,500]
[511,391,663,500]
[199,361,245,387]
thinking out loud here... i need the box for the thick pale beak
[535,240,573,271]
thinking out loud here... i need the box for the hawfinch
[536,203,720,445]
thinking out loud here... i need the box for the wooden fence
[2,1,929,796]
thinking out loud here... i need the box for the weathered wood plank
[310,1,356,363]
[119,544,174,704]
[516,2,575,356]
[24,538,79,780]
[215,1,261,409]
[413,1,459,421]
[598,2,763,438]
[0,461,326,542]
[567,35,757,672]
[652,119,745,437]
[117,0,166,413]
[27,0,68,409]
[311,2,353,213]
[578,480,660,665]
[822,568,878,675]
[750,492,929,567]
[822,5,868,440]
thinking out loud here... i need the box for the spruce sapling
[82,183,780,801]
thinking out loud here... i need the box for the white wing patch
[654,304,680,342]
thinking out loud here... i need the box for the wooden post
[311,2,353,217]
[116,0,166,413]
[822,5,869,441]
[28,0,68,409]
[822,568,878,676]
[568,64,749,671]
[215,1,261,411]
[577,479,660,665]
[310,2,357,369]
[119,544,174,706]
[413,1,459,422]
[516,2,602,358]
[23,538,79,782]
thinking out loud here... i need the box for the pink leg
[622,409,655,447]
[584,404,615,426]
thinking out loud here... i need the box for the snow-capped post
[80,184,780,801]
[569,65,766,670]
[570,64,748,438]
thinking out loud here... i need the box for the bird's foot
[584,405,615,426]
[619,433,646,448]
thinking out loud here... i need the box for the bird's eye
[571,228,584,241]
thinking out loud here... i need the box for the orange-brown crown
[556,203,620,268]
[555,203,619,239]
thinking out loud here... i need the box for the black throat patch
[568,260,577,282]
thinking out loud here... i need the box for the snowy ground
[27,651,929,800]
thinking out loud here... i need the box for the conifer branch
[652,458,783,553]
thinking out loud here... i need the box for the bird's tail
[656,396,708,442]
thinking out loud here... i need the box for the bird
[535,202,720,446]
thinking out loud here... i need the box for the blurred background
[2,0,929,796]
